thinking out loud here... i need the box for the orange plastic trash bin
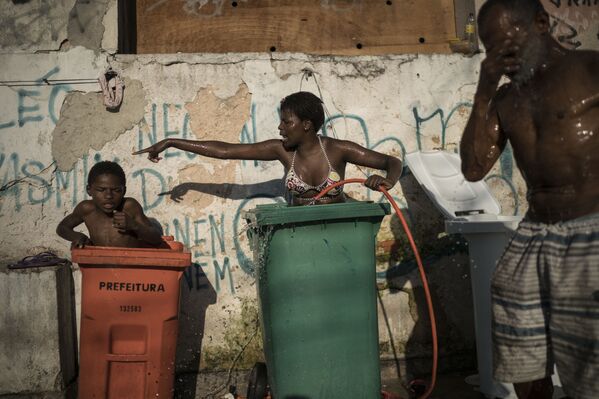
[72,237,191,399]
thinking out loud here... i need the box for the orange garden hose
[314,179,438,399]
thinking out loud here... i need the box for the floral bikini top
[285,136,343,201]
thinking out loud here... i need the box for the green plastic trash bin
[244,201,390,399]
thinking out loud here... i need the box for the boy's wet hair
[478,0,545,26]
[87,161,126,186]
[280,91,325,133]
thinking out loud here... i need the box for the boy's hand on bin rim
[72,233,92,248]
[364,174,394,191]
[132,139,169,163]
[112,211,138,233]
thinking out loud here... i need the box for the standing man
[460,1,599,398]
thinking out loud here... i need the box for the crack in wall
[0,163,56,192]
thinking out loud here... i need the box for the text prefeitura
[99,282,166,292]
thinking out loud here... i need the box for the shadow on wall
[378,172,475,383]
[150,178,286,398]
[174,265,217,398]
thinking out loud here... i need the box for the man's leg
[547,215,599,399]
[491,222,554,393]
[513,377,553,399]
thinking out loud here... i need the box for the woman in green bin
[134,91,402,205]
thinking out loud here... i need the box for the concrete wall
[0,0,597,396]
[1,266,64,393]
[0,263,77,395]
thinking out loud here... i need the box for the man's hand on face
[480,39,521,88]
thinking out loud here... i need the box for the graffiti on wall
[548,0,599,6]
[1,75,523,296]
[0,67,71,130]
[543,0,599,48]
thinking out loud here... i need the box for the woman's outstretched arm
[133,138,286,163]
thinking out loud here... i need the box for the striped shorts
[491,213,599,399]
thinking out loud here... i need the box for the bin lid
[243,201,390,226]
[405,150,501,219]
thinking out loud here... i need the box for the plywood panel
[137,0,457,55]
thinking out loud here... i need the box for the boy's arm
[56,203,93,247]
[115,199,163,246]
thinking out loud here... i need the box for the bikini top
[285,136,343,200]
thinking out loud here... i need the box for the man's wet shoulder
[573,49,599,61]
[556,50,599,75]
[578,50,599,76]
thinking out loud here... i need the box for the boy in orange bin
[57,161,163,248]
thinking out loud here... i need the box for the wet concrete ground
[188,368,487,399]
[1,368,569,398]
[381,370,487,399]
[0,371,484,399]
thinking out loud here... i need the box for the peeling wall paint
[0,0,116,54]
[51,78,148,171]
[67,0,112,52]
[100,0,118,53]
[0,0,76,53]
[185,84,252,141]
[1,1,598,396]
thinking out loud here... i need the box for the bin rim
[242,200,390,227]
[71,239,191,268]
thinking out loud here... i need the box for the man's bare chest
[497,80,592,144]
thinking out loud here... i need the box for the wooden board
[137,0,457,55]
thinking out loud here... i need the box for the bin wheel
[246,362,268,399]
